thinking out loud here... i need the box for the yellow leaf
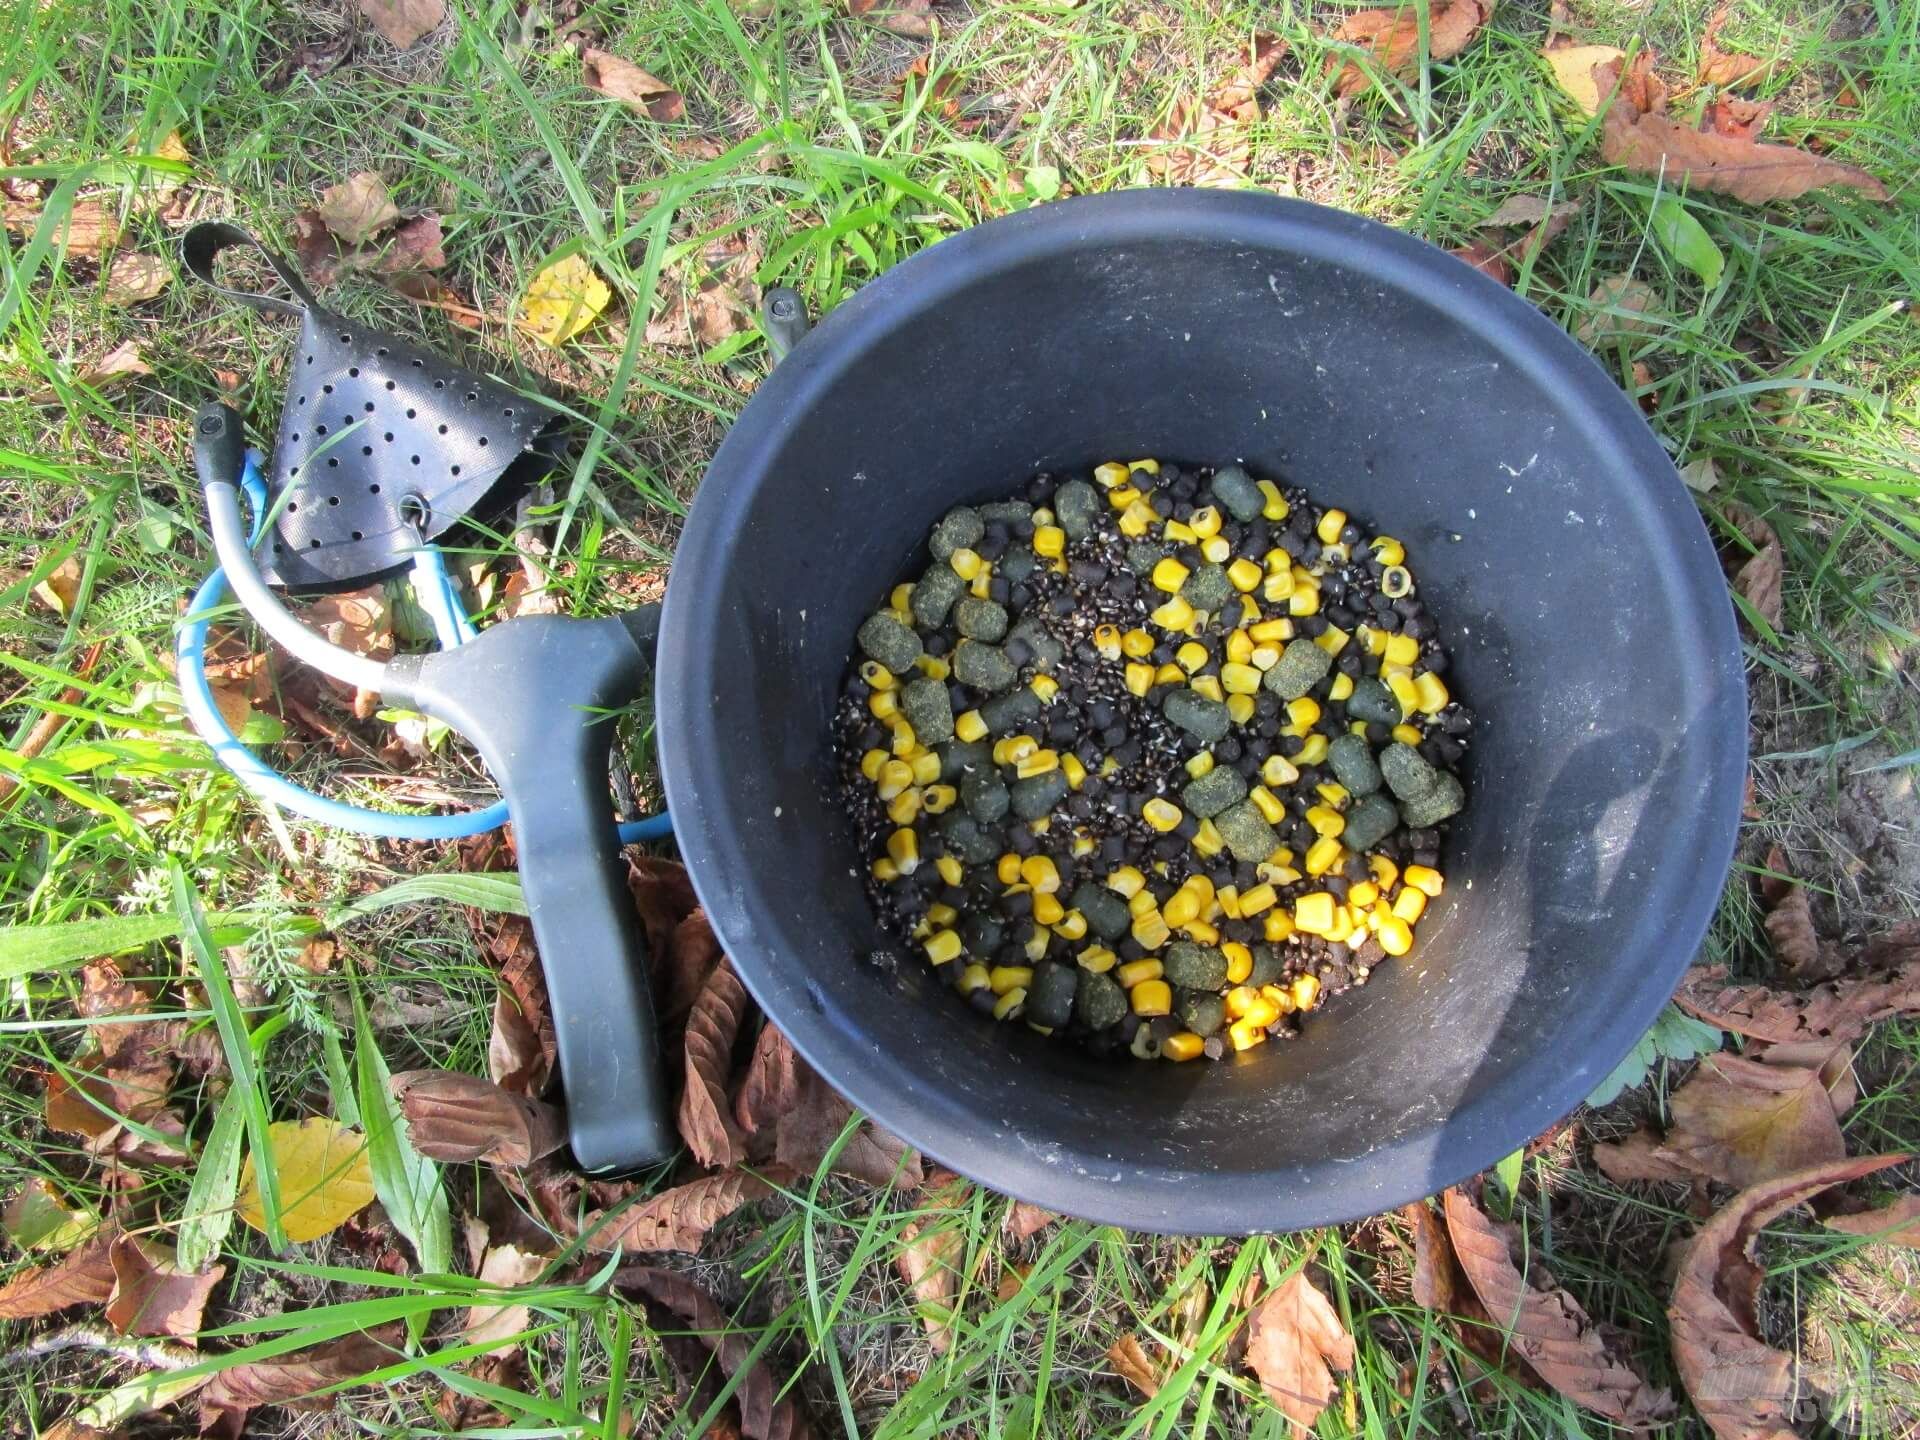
[522,253,611,347]
[1544,43,1626,115]
[237,1118,376,1243]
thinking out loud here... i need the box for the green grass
[4,0,1920,1432]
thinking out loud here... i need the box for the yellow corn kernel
[1240,594,1261,626]
[1227,693,1256,724]
[873,856,899,882]
[1152,557,1191,594]
[1297,733,1330,765]
[926,903,958,929]
[1163,887,1202,928]
[1223,986,1258,1020]
[989,856,1019,890]
[903,751,938,787]
[948,547,984,582]
[924,928,962,965]
[1100,755,1121,777]
[1072,832,1096,859]
[1023,926,1049,960]
[1110,628,1151,662]
[1163,519,1198,545]
[957,962,991,995]
[1033,891,1065,926]
[864,659,900,693]
[1228,883,1273,919]
[1130,458,1160,475]
[1381,631,1418,668]
[1378,914,1414,956]
[1370,535,1405,566]
[1029,816,1051,836]
[1356,624,1388,657]
[1260,983,1296,1015]
[1262,755,1300,788]
[1054,909,1089,941]
[1189,676,1224,705]
[1392,887,1428,924]
[1368,855,1400,891]
[1108,484,1141,510]
[1305,805,1345,839]
[1119,499,1157,537]
[890,719,918,756]
[1222,942,1254,985]
[1020,855,1061,894]
[970,569,994,599]
[929,854,964,889]
[1292,973,1322,1012]
[886,827,920,873]
[1288,585,1320,617]
[1294,891,1336,934]
[1092,624,1124,661]
[1263,909,1296,942]
[1201,535,1232,565]
[1152,664,1183,691]
[1126,889,1157,918]
[1131,910,1171,950]
[1227,1018,1266,1052]
[1316,508,1348,544]
[1387,672,1420,719]
[1215,884,1241,919]
[1123,662,1155,698]
[1116,958,1164,988]
[1347,880,1380,909]
[1245,785,1284,825]
[1150,596,1196,631]
[1107,865,1146,898]
[1380,564,1414,598]
[1060,753,1087,790]
[1175,640,1209,673]
[1324,673,1353,704]
[1078,945,1117,974]
[993,987,1027,1021]
[1219,662,1262,695]
[1318,630,1352,663]
[1242,620,1282,648]
[862,749,891,784]
[1029,673,1061,703]
[1226,557,1263,593]
[1185,751,1216,781]
[1382,727,1418,753]
[1191,818,1225,857]
[917,652,951,681]
[869,689,898,721]
[887,789,923,824]
[1257,479,1289,520]
[1414,672,1450,715]
[1220,629,1250,666]
[1015,749,1060,779]
[1094,461,1131,488]
[1185,505,1219,539]
[1033,525,1066,557]
[1263,573,1293,604]
[1404,865,1445,897]
[888,583,914,615]
[1286,697,1322,730]
[1162,1031,1205,1062]
[1324,906,1356,944]
[1304,835,1344,876]
[1131,979,1173,1017]
[1142,798,1183,832]
[1241,996,1281,1029]
[993,735,1035,766]
[948,709,985,745]
[1316,782,1350,808]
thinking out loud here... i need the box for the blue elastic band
[176,453,672,844]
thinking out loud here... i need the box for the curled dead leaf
[1672,958,1920,1047]
[1005,1200,1057,1240]
[1826,1194,1920,1247]
[1669,1156,1905,1440]
[896,1175,970,1354]
[1451,240,1513,286]
[734,1021,802,1137]
[1696,5,1773,89]
[772,1064,922,1189]
[1664,1052,1846,1191]
[486,918,554,1097]
[849,0,937,38]
[1757,844,1830,976]
[1328,0,1490,99]
[1705,94,1774,142]
[1542,41,1626,115]
[463,1243,549,1354]
[103,251,171,306]
[391,1069,567,1166]
[1107,1333,1162,1398]
[316,172,401,247]
[679,958,751,1169]
[1593,1127,1704,1184]
[0,1229,118,1319]
[1243,1268,1355,1433]
[584,1169,783,1255]
[356,0,444,48]
[199,1325,403,1433]
[1719,501,1785,632]
[581,48,686,121]
[3,198,118,257]
[31,556,85,617]
[1146,35,1287,187]
[105,1235,223,1343]
[627,855,699,961]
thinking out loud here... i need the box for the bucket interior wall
[660,195,1743,1230]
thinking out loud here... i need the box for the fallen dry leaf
[1328,0,1491,99]
[1696,5,1773,88]
[105,1235,223,1343]
[1672,959,1920,1047]
[1543,42,1626,115]
[317,172,401,247]
[773,1064,922,1189]
[680,958,751,1169]
[237,1117,376,1242]
[31,556,85,617]
[896,1174,970,1354]
[1108,1333,1162,1398]
[1661,1052,1845,1189]
[1244,1268,1355,1433]
[2,1179,96,1253]
[646,237,758,352]
[734,1022,802,1136]
[1705,94,1774,141]
[434,1349,529,1432]
[584,1169,782,1255]
[616,1267,813,1440]
[894,54,968,124]
[1669,1156,1905,1440]
[522,252,611,347]
[1451,240,1513,286]
[1596,59,1886,205]
[391,1070,568,1166]
[0,1229,118,1319]
[849,0,937,38]
[487,918,554,1097]
[1757,1040,1856,1117]
[1757,844,1829,975]
[627,856,700,961]
[72,339,153,391]
[1005,1200,1057,1240]
[1720,502,1785,632]
[463,1243,549,1353]
[1444,1189,1675,1423]
[1401,1199,1515,1381]
[1593,1127,1705,1184]
[581,48,685,121]
[200,1325,402,1433]
[1681,456,1722,493]
[356,0,444,48]
[1827,1194,1920,1247]
[373,213,447,273]
[102,251,171,305]
[3,198,118,257]
[1146,34,1287,187]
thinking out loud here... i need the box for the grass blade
[176,1083,247,1272]
[0,911,294,979]
[353,985,452,1276]
[172,861,285,1251]
[327,873,526,927]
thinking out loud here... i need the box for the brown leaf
[1593,1127,1704,1184]
[679,959,751,1169]
[0,1229,118,1319]
[390,1070,567,1166]
[1696,5,1773,88]
[305,587,394,660]
[1669,1156,1905,1440]
[1753,1040,1855,1117]
[627,856,700,981]
[3,198,118,257]
[1719,501,1786,632]
[103,251,171,305]
[199,1325,403,1432]
[1542,41,1626,114]
[1444,1189,1676,1423]
[647,237,759,352]
[895,55,967,123]
[1005,1200,1057,1240]
[487,919,554,1097]
[896,1177,969,1354]
[661,908,725,1028]
[1146,35,1287,187]
[1574,274,1659,347]
[1107,1333,1162,1398]
[1244,1269,1355,1432]
[1826,1194,1920,1247]
[31,556,85,616]
[849,0,937,38]
[1705,95,1774,142]
[581,49,686,121]
[773,1065,922,1189]
[1402,1200,1515,1384]
[734,1022,802,1137]
[584,1169,782,1254]
[372,213,447,274]
[1451,240,1513,286]
[356,0,444,49]
[1756,845,1827,975]
[616,1267,813,1440]
[105,1235,222,1343]
[463,1244,548,1353]
[1328,0,1490,99]
[1661,1053,1845,1188]
[1673,959,1920,1046]
[316,172,401,247]
[435,1350,528,1432]
[72,339,153,390]
[1597,62,1886,205]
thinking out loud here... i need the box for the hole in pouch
[398,492,431,529]
[328,496,341,506]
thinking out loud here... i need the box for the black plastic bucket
[656,190,1746,1233]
